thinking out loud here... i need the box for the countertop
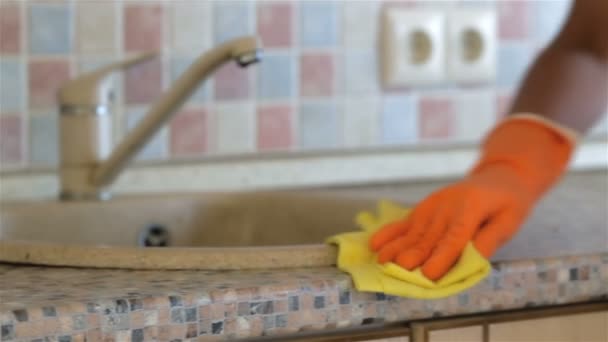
[1,171,607,341]
[1,254,607,341]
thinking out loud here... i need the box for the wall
[0,0,606,173]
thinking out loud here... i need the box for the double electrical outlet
[382,7,497,87]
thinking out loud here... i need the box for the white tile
[172,0,211,53]
[344,50,380,95]
[343,98,379,147]
[214,103,255,153]
[76,1,116,54]
[343,1,380,48]
[454,90,496,141]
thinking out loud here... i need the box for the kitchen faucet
[58,36,262,200]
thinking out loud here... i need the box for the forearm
[509,0,608,135]
[510,46,607,134]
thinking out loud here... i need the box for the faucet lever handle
[58,52,158,108]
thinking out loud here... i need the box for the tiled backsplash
[0,0,605,171]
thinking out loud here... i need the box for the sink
[1,170,605,270]
[0,192,385,270]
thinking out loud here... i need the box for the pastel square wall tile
[28,3,72,54]
[257,2,292,48]
[214,62,251,101]
[300,1,339,47]
[533,0,571,45]
[381,95,417,144]
[125,57,162,105]
[213,103,255,153]
[0,115,22,165]
[28,60,71,109]
[298,102,339,149]
[171,56,210,104]
[257,104,293,151]
[257,53,294,100]
[125,108,167,161]
[0,1,21,53]
[419,97,456,140]
[343,99,379,147]
[124,3,163,52]
[344,51,379,95]
[0,60,25,113]
[497,0,530,40]
[213,1,252,44]
[300,53,334,97]
[453,90,496,141]
[496,92,514,119]
[30,113,59,165]
[343,1,380,48]
[170,108,207,157]
[497,44,533,88]
[172,0,211,53]
[76,1,116,54]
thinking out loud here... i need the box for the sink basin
[1,170,605,270]
[0,192,385,270]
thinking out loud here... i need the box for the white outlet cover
[447,8,497,83]
[382,9,446,87]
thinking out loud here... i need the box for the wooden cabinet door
[430,326,484,342]
[490,311,608,342]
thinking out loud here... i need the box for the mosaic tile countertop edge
[1,253,607,341]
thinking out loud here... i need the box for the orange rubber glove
[369,114,577,281]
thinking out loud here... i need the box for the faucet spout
[92,36,262,188]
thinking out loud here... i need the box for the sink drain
[139,224,170,247]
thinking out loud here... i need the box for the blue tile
[125,108,166,161]
[533,0,571,45]
[300,1,339,47]
[0,60,25,112]
[29,3,72,54]
[171,56,211,104]
[30,114,59,165]
[298,102,339,149]
[381,95,417,145]
[344,50,379,95]
[497,44,534,88]
[257,53,294,100]
[213,1,252,44]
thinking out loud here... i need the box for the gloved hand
[369,114,577,281]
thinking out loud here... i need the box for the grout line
[20,0,29,167]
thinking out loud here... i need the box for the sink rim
[0,239,338,270]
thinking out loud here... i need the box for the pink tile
[170,108,207,157]
[213,63,250,100]
[0,1,21,53]
[0,115,22,164]
[257,2,292,48]
[497,92,514,119]
[124,4,163,52]
[125,57,162,105]
[419,97,455,140]
[300,53,334,97]
[498,1,529,40]
[257,104,293,150]
[28,59,71,108]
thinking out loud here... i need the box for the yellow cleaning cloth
[326,200,491,299]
